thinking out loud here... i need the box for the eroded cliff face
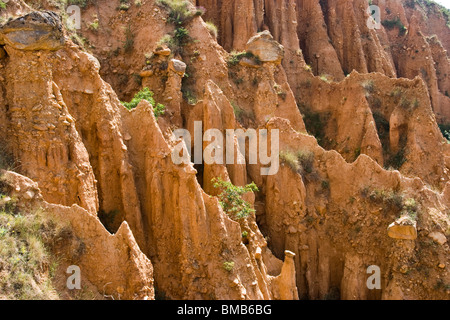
[0,0,448,300]
[196,0,449,124]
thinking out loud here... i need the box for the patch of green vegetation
[205,21,218,39]
[280,149,315,176]
[403,198,418,221]
[156,0,202,55]
[362,187,419,219]
[227,51,261,67]
[0,1,7,10]
[382,17,407,36]
[280,150,300,172]
[0,192,71,299]
[174,27,190,47]
[362,187,403,210]
[121,87,166,118]
[157,28,191,56]
[212,178,258,221]
[157,34,174,49]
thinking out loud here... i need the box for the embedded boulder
[246,30,284,64]
[428,232,447,245]
[387,216,418,240]
[168,59,187,76]
[0,11,64,51]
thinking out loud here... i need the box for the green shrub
[212,178,258,221]
[121,87,166,118]
[362,187,419,219]
[157,0,196,26]
[153,103,166,119]
[182,88,197,105]
[123,25,134,53]
[0,1,7,10]
[365,188,404,210]
[280,150,300,172]
[280,150,315,176]
[174,27,190,46]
